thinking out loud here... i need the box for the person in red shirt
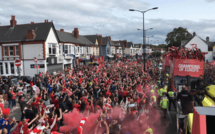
[48,108,62,132]
[53,96,59,110]
[50,91,55,103]
[31,98,39,109]
[11,115,39,134]
[11,89,17,110]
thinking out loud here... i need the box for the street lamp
[129,7,158,71]
[147,35,154,45]
[137,28,153,31]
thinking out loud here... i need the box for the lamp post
[147,35,154,45]
[129,7,158,71]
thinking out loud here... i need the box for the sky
[0,0,215,45]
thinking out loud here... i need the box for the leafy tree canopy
[165,27,192,48]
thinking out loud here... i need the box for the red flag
[96,68,99,73]
[78,71,83,76]
[66,89,73,96]
[136,84,148,98]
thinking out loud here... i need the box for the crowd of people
[0,58,174,134]
[163,46,205,61]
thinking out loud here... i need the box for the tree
[165,27,192,48]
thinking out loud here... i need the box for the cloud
[0,0,215,45]
[205,0,215,2]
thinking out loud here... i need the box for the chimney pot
[26,30,36,40]
[31,22,34,24]
[10,15,17,27]
[44,19,48,23]
[206,36,209,43]
[60,29,64,32]
[97,35,103,45]
[193,32,196,37]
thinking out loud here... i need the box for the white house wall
[185,36,208,52]
[45,27,59,58]
[22,44,43,59]
[205,51,213,62]
[23,60,46,77]
[0,61,23,76]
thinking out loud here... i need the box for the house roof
[110,41,117,46]
[133,44,141,48]
[181,35,211,51]
[56,30,81,44]
[127,42,133,48]
[102,37,109,46]
[79,35,94,45]
[0,22,57,43]
[209,42,215,51]
[84,35,97,44]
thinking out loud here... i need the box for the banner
[173,59,204,77]
[32,85,40,94]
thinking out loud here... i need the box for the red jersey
[11,92,16,100]
[48,118,58,131]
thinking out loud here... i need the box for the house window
[69,45,72,54]
[9,46,14,56]
[80,47,82,54]
[0,63,3,74]
[5,63,8,74]
[49,44,56,55]
[131,49,132,54]
[96,47,99,55]
[59,45,62,54]
[15,46,19,56]
[71,46,74,54]
[10,62,15,74]
[4,47,8,56]
[65,45,68,54]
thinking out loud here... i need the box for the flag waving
[135,84,148,98]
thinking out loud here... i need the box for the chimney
[60,29,64,32]
[193,32,196,37]
[73,28,79,39]
[44,19,48,23]
[106,36,111,41]
[206,36,209,43]
[31,22,34,24]
[10,15,17,27]
[98,35,102,45]
[26,30,36,40]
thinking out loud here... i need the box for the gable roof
[127,42,133,48]
[84,35,98,44]
[0,22,57,43]
[56,30,81,44]
[181,35,210,47]
[102,37,109,46]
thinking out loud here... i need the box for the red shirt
[11,92,16,100]
[48,118,58,131]
[53,99,59,109]
[31,102,39,109]
[50,94,55,102]
[122,91,128,97]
